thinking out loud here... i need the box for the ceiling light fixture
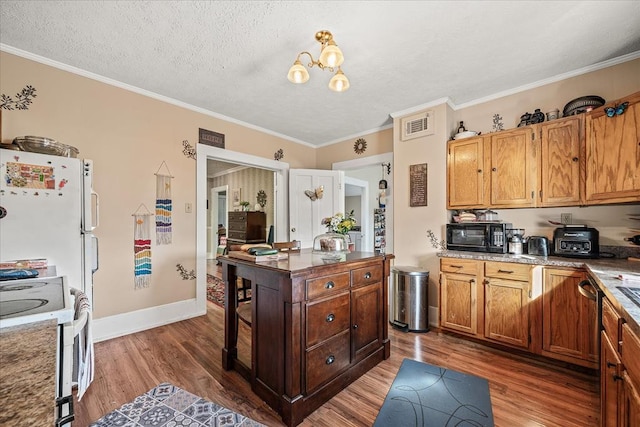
[287,30,350,92]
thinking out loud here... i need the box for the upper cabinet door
[585,91,640,204]
[447,136,487,209]
[289,169,345,248]
[489,128,537,208]
[539,116,583,207]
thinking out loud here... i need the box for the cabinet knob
[353,324,359,329]
[572,157,579,162]
[326,355,335,365]
[291,228,296,232]
[492,167,497,172]
[477,169,482,173]
[325,281,335,289]
[326,313,335,323]
[364,272,372,279]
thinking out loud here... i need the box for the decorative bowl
[14,136,79,158]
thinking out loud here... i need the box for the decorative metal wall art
[1,85,37,110]
[354,138,367,154]
[182,140,196,159]
[274,148,284,161]
[304,186,324,201]
[257,190,267,208]
[176,263,196,280]
[491,114,504,132]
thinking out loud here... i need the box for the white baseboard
[429,306,439,328]
[92,298,205,342]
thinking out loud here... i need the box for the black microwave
[446,223,512,253]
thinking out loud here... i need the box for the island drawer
[306,272,350,300]
[351,265,382,287]
[306,293,350,347]
[305,330,350,392]
[485,261,531,282]
[440,258,479,275]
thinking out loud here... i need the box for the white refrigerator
[0,148,99,304]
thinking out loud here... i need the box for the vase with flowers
[313,210,356,257]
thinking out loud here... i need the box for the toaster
[527,236,550,256]
[552,225,599,258]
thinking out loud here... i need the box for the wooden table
[220,249,394,427]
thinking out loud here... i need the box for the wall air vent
[401,110,434,141]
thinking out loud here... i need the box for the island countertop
[438,251,640,336]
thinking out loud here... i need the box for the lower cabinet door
[484,278,530,349]
[623,372,640,427]
[351,282,382,361]
[601,332,622,427]
[305,331,350,392]
[440,272,478,335]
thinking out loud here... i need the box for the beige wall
[0,52,315,319]
[315,127,394,170]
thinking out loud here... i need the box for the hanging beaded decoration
[133,205,153,289]
[155,161,173,245]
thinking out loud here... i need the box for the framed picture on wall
[232,188,241,206]
[409,163,428,207]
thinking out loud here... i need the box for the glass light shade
[328,70,350,92]
[319,42,344,68]
[287,60,309,84]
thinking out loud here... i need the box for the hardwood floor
[73,300,600,427]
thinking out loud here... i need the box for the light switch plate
[185,202,192,213]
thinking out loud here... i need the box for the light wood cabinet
[483,261,531,349]
[541,268,598,368]
[622,323,640,427]
[489,128,538,208]
[601,331,623,427]
[585,91,640,204]
[539,116,583,206]
[447,136,487,209]
[439,259,480,335]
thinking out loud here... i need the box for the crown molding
[0,43,317,148]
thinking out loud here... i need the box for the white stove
[0,276,73,328]
[0,275,75,425]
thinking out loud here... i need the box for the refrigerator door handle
[91,190,99,230]
[92,235,99,273]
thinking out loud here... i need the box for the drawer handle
[450,265,463,268]
[497,269,514,274]
[326,313,335,323]
[325,281,335,289]
[613,374,623,382]
[326,355,335,365]
[364,272,372,279]
[606,361,617,368]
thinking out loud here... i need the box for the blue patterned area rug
[90,382,264,427]
[373,359,494,427]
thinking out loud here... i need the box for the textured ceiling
[1,1,640,147]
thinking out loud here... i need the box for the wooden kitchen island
[220,249,394,427]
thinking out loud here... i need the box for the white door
[289,169,345,248]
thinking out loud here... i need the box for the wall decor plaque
[409,163,428,207]
[199,128,225,148]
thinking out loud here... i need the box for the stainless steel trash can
[389,266,429,332]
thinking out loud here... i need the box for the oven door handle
[577,279,597,300]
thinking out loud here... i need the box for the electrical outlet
[561,213,572,224]
[185,202,192,213]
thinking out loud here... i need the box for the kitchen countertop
[438,251,640,336]
[0,318,57,426]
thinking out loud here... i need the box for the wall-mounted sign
[409,163,428,207]
[199,128,225,148]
